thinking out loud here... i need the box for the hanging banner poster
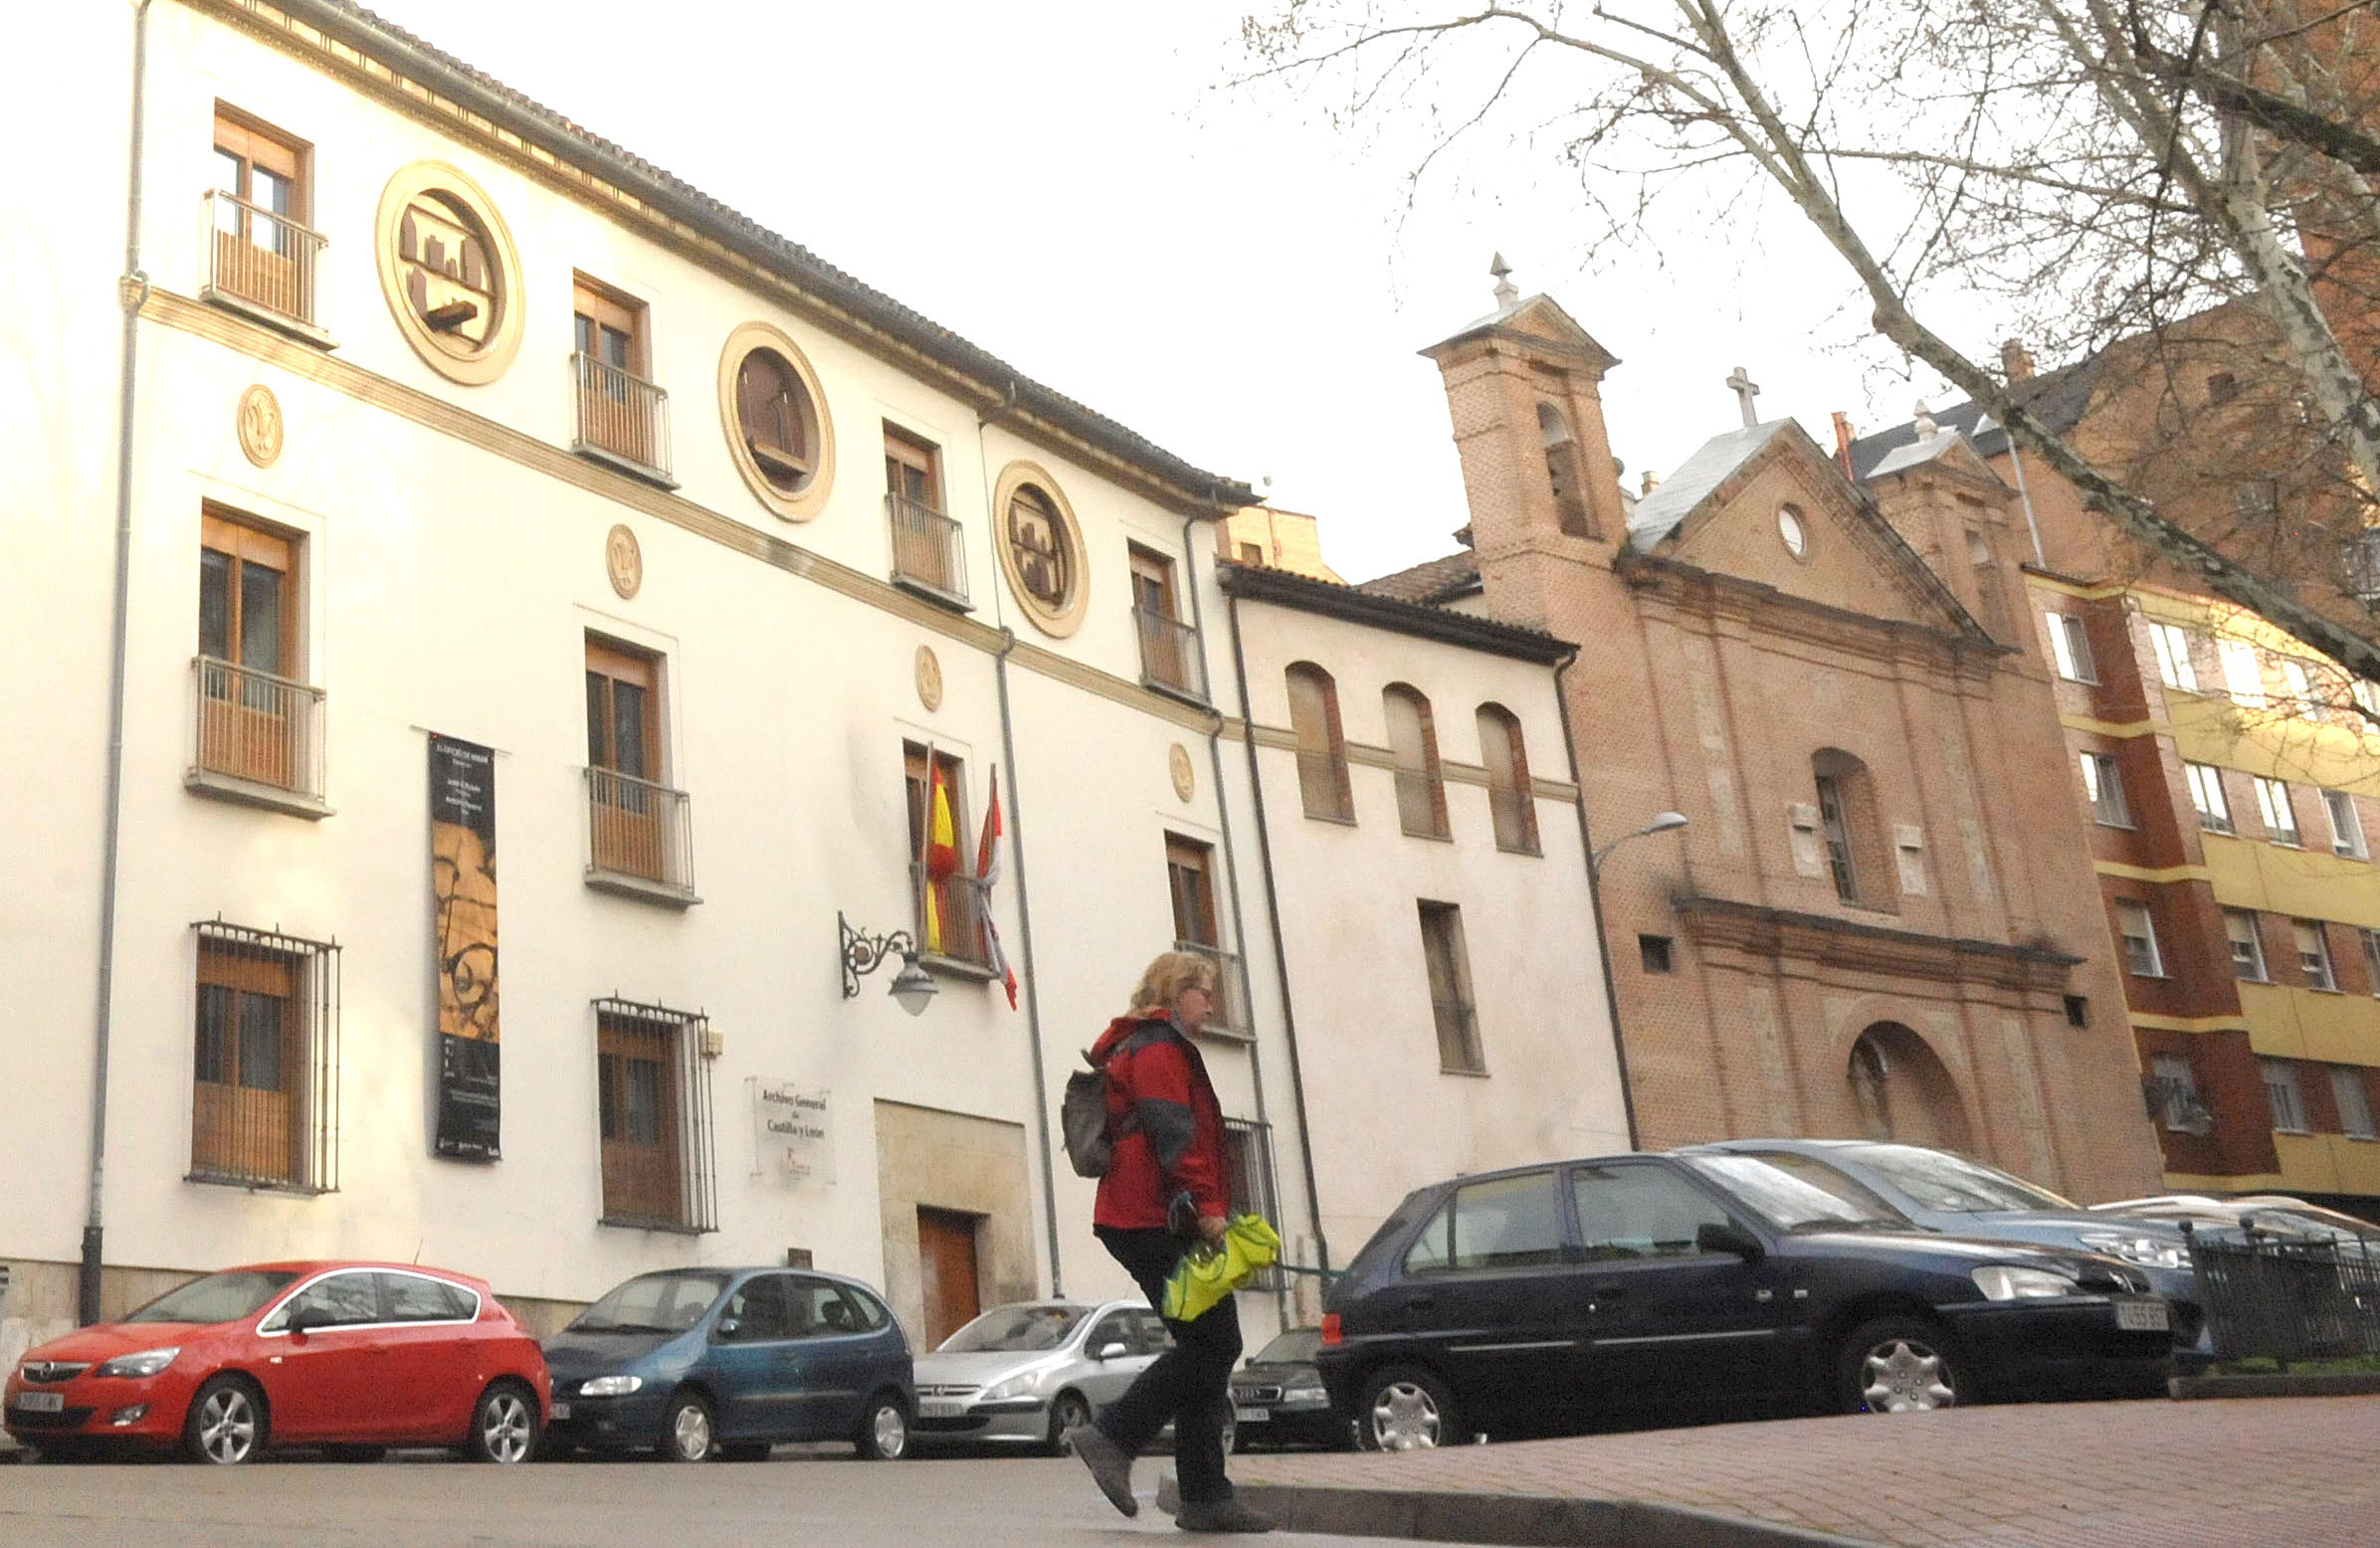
[431,733,501,1158]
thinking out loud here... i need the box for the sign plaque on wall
[431,734,501,1159]
[749,1077,834,1185]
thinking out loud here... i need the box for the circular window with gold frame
[717,322,835,520]
[992,462,1089,637]
[374,161,523,384]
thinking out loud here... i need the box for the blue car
[542,1266,912,1461]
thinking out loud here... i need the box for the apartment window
[192,921,339,1192]
[1222,1120,1283,1287]
[903,744,986,965]
[572,278,667,476]
[2263,1058,2309,1133]
[1539,402,1594,537]
[594,999,716,1231]
[2324,790,2368,859]
[2280,659,2321,720]
[2149,623,2199,691]
[1166,833,1243,1033]
[2079,752,2131,827]
[585,637,689,891]
[2045,611,2096,682]
[2225,910,2268,982]
[1477,703,1539,855]
[1286,664,1354,822]
[196,508,319,797]
[1640,935,1674,973]
[2219,638,2267,707]
[2364,928,2380,997]
[2331,1067,2376,1140]
[1130,546,1203,699]
[2295,920,2338,991]
[209,108,320,326]
[2063,994,2089,1029]
[1418,901,1484,1074]
[1384,684,1450,839]
[2115,898,2164,977]
[2255,777,2301,846]
[885,428,964,604]
[2147,1053,2204,1131]
[2184,763,2233,834]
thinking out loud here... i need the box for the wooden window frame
[200,506,298,676]
[884,426,942,512]
[192,921,338,1193]
[1128,544,1179,622]
[1165,834,1220,948]
[585,637,663,782]
[572,275,648,377]
[594,999,715,1232]
[903,743,987,967]
[736,350,813,484]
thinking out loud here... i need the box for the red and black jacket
[1090,1014,1227,1233]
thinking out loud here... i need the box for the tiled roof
[1848,358,2103,480]
[288,1,1255,507]
[1358,551,1483,606]
[1222,562,1571,664]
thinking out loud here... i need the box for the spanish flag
[923,760,959,953]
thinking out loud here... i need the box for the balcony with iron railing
[572,353,674,483]
[910,865,996,972]
[585,767,698,905]
[187,657,329,816]
[1133,606,1207,703]
[201,189,328,340]
[888,493,970,609]
[1175,940,1252,1038]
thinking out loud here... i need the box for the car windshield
[937,1304,1089,1353]
[567,1271,729,1333]
[1249,1328,1322,1365]
[1682,1155,1909,1231]
[1849,1145,2077,1213]
[122,1269,301,1325]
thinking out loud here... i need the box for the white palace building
[2,0,1629,1362]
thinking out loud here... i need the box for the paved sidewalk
[1231,1397,2380,1547]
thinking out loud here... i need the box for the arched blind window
[1384,684,1449,839]
[1286,664,1353,822]
[1478,703,1538,854]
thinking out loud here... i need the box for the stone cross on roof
[1725,365,1761,427]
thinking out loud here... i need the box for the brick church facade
[1368,283,2167,1200]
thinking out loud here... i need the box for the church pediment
[1419,292,1620,372]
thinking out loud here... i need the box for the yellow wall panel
[2242,981,2307,1058]
[2295,990,2380,1066]
[2273,1131,2342,1194]
[2322,1135,2380,1197]
[2203,835,2380,929]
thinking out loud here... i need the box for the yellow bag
[1162,1214,1283,1322]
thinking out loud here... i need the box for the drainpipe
[991,627,1065,1296]
[1222,588,1331,1276]
[84,0,156,1327]
[1555,649,1641,1150]
[1180,514,1292,1324]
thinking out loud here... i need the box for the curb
[1231,1483,1882,1548]
[2170,1371,2380,1400]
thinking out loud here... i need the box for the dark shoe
[1176,1496,1276,1534]
[1067,1425,1138,1518]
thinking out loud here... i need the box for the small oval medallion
[606,524,643,599]
[1169,743,1196,803]
[237,384,284,468]
[915,646,944,712]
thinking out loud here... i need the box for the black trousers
[1091,1225,1243,1505]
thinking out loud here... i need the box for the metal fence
[2186,1221,2380,1363]
[203,189,326,326]
[572,352,672,478]
[585,767,695,895]
[888,493,968,605]
[193,656,326,799]
[1133,606,1207,701]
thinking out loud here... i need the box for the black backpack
[1060,1025,1161,1178]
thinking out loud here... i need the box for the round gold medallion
[915,646,945,711]
[605,524,643,599]
[237,384,284,468]
[1169,743,1196,803]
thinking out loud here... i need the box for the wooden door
[916,1207,982,1351]
[198,510,298,789]
[573,279,651,465]
[213,111,304,316]
[585,639,664,878]
[597,1013,682,1225]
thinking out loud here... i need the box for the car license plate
[548,1401,571,1421]
[16,1392,64,1413]
[1233,1405,1268,1423]
[2114,1297,2169,1332]
[918,1399,963,1419]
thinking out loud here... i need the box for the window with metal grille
[593,1000,716,1232]
[191,920,338,1193]
[1223,1119,1283,1288]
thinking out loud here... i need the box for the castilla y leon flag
[975,769,1019,1010]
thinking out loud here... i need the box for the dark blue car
[1317,1152,2172,1449]
[542,1266,912,1461]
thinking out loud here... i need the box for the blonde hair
[1127,950,1217,1016]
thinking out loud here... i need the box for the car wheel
[1356,1365,1463,1451]
[1045,1391,1092,1455]
[1839,1316,1965,1414]
[717,1441,772,1462]
[853,1392,908,1460]
[660,1391,716,1462]
[319,1445,387,1463]
[183,1374,267,1465]
[465,1381,539,1463]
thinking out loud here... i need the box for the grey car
[1677,1139,2207,1355]
[908,1299,1169,1453]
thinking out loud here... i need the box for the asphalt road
[0,1449,1413,1547]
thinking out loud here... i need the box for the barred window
[191,920,339,1193]
[594,1000,716,1232]
[1223,1118,1283,1289]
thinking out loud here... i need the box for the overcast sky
[363,0,1969,582]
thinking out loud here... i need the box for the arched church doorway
[1847,1023,1972,1151]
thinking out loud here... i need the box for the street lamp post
[1591,811,1689,878]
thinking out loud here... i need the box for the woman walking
[1066,950,1273,1535]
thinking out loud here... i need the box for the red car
[3,1260,549,1464]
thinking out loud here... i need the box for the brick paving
[1234,1397,2380,1547]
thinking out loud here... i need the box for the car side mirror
[1696,1221,1764,1261]
[285,1307,334,1336]
[713,1316,742,1341]
[1092,1341,1129,1361]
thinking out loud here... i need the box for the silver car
[909,1299,1169,1453]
